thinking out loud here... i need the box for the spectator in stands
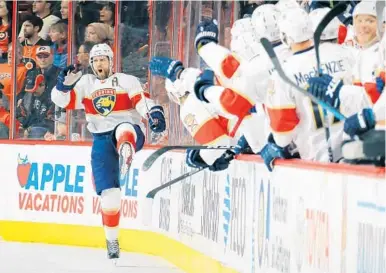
[35,46,60,94]
[48,21,67,69]
[0,1,11,63]
[75,1,102,45]
[100,1,114,27]
[19,1,60,42]
[20,14,51,70]
[85,22,113,46]
[0,42,28,106]
[76,41,94,74]
[60,0,68,22]
[44,111,66,141]
[17,73,55,139]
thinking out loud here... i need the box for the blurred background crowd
[0,0,384,145]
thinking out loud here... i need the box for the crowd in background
[0,0,384,144]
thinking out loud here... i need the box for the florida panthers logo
[0,31,7,41]
[92,88,116,116]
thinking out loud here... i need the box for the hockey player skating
[51,43,166,260]
[265,7,371,166]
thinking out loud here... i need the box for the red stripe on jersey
[102,210,120,227]
[193,117,229,145]
[131,92,150,108]
[219,88,253,118]
[338,25,347,45]
[363,82,381,104]
[221,54,240,79]
[66,90,77,110]
[267,107,299,133]
[82,93,133,115]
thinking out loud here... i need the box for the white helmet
[275,0,300,13]
[251,4,280,43]
[165,68,201,105]
[279,8,313,47]
[89,43,114,77]
[353,1,377,18]
[230,17,261,61]
[310,8,340,41]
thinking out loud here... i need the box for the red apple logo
[17,154,31,188]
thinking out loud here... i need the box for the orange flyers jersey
[0,24,9,54]
[266,46,371,162]
[51,73,155,133]
[21,39,51,67]
[352,41,382,104]
[0,64,28,99]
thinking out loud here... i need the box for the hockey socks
[100,188,121,241]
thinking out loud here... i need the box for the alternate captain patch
[92,88,116,116]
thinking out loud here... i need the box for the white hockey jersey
[351,40,382,104]
[165,68,233,165]
[266,45,372,162]
[51,73,155,133]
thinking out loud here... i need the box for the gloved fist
[375,71,385,94]
[195,19,219,51]
[56,65,82,93]
[148,105,166,133]
[259,134,299,172]
[193,69,215,103]
[209,150,235,172]
[186,149,209,169]
[149,57,184,82]
[307,73,343,109]
[343,108,376,137]
[233,135,250,155]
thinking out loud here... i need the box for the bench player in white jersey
[149,57,250,172]
[310,7,356,84]
[344,1,382,104]
[51,43,166,261]
[307,35,385,162]
[265,8,371,165]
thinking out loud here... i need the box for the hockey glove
[56,65,82,93]
[195,19,219,51]
[376,71,385,94]
[343,108,376,137]
[307,74,343,109]
[209,150,235,172]
[193,69,215,103]
[186,149,209,169]
[149,57,184,82]
[233,135,250,155]
[148,105,166,133]
[260,134,299,172]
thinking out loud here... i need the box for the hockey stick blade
[260,38,346,121]
[146,167,206,199]
[142,145,233,171]
[314,3,348,73]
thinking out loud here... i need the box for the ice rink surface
[0,242,185,273]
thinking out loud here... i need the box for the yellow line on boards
[0,221,238,273]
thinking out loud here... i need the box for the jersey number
[311,102,340,129]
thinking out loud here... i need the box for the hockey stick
[260,37,346,121]
[314,3,348,162]
[146,167,206,199]
[142,145,234,171]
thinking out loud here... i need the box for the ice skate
[106,239,120,261]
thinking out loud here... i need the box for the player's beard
[97,68,109,80]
